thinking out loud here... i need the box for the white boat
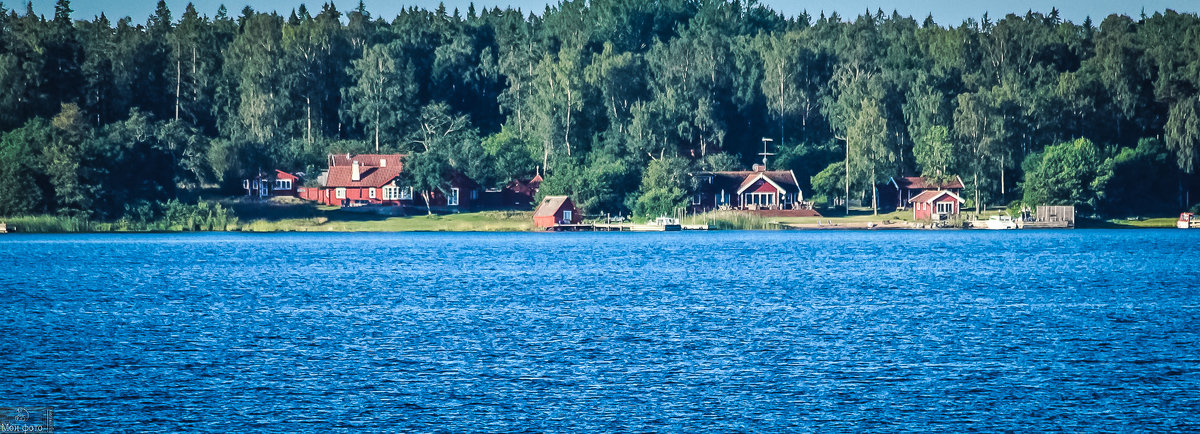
[985,215,1017,230]
[1179,212,1198,229]
[631,216,682,232]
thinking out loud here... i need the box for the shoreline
[0,223,1181,234]
[0,209,1183,234]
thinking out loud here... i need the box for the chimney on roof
[379,158,387,167]
[352,161,361,181]
[752,164,766,172]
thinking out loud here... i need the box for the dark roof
[325,165,403,188]
[894,176,964,190]
[329,153,405,168]
[909,190,965,204]
[699,170,801,193]
[533,196,572,217]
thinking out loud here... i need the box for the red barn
[533,196,580,228]
[909,190,965,220]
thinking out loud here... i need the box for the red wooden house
[298,153,407,206]
[533,196,580,228]
[319,160,408,207]
[417,171,481,211]
[244,170,301,198]
[909,190,965,220]
[272,170,300,196]
[296,153,481,212]
[689,165,817,216]
[881,176,965,211]
[488,174,542,209]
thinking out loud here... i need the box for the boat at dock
[985,215,1018,229]
[631,216,682,232]
[1179,212,1198,229]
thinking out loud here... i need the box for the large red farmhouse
[297,153,481,211]
[298,154,406,206]
[909,190,965,220]
[325,159,407,207]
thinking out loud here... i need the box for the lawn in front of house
[219,196,535,232]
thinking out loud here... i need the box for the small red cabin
[533,196,581,228]
[243,170,301,198]
[272,170,299,196]
[909,190,965,220]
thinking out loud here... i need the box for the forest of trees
[2,0,1199,220]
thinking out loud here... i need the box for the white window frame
[335,188,346,199]
[692,193,703,205]
[562,210,573,223]
[369,187,377,199]
[275,179,292,190]
[399,187,413,200]
[748,192,773,205]
[937,201,954,214]
[382,186,399,201]
[448,188,460,206]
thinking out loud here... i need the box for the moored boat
[631,216,682,232]
[985,215,1018,230]
[1178,212,1198,229]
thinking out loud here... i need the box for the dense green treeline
[2,0,1199,220]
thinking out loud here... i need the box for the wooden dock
[1019,221,1072,229]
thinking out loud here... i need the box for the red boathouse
[533,196,581,228]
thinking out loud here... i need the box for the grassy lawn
[772,209,913,225]
[765,208,1010,225]
[226,198,536,232]
[315,211,534,232]
[1080,217,1178,229]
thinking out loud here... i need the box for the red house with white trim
[881,176,965,211]
[244,170,301,198]
[689,165,817,216]
[909,190,965,220]
[323,160,408,207]
[296,153,482,211]
[297,153,408,206]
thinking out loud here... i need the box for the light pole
[758,137,775,169]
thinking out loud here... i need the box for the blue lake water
[2,230,1200,432]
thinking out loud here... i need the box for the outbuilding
[533,196,581,228]
[909,190,965,220]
